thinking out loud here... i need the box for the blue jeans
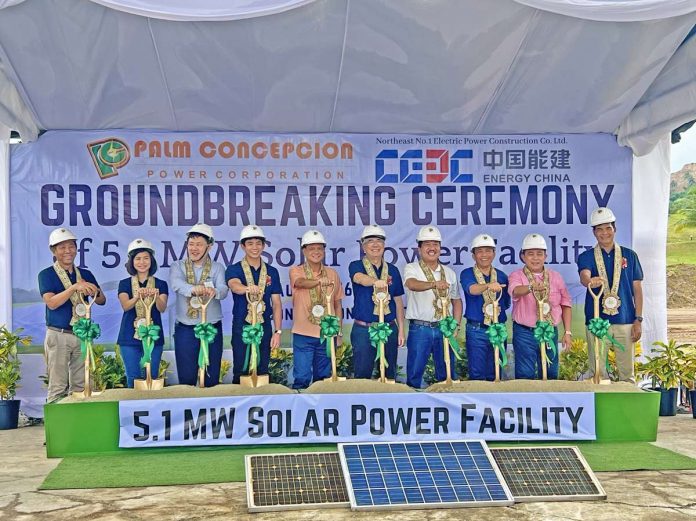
[174,321,224,387]
[513,322,559,380]
[406,322,456,388]
[231,323,272,384]
[465,322,495,381]
[120,343,164,388]
[292,333,332,389]
[351,322,398,380]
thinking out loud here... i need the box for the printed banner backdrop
[118,392,596,447]
[10,131,632,342]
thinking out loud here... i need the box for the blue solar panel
[338,441,514,510]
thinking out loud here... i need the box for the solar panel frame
[245,452,350,512]
[338,440,515,511]
[490,446,607,502]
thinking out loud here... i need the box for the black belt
[513,322,535,331]
[466,320,489,329]
[410,319,439,328]
[176,321,221,328]
[47,326,74,335]
[354,319,396,328]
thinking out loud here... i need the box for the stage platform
[44,380,659,458]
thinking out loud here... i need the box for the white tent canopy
[0,0,694,354]
[0,0,695,155]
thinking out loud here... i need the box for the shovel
[240,290,270,388]
[134,290,164,391]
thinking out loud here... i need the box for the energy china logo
[87,138,130,179]
[375,149,474,183]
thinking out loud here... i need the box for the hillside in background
[671,163,696,195]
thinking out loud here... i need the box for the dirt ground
[666,264,696,344]
[667,308,696,344]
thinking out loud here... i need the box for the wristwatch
[635,316,643,323]
[273,329,282,335]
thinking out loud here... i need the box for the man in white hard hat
[403,226,462,388]
[226,225,283,384]
[289,229,343,389]
[509,233,572,379]
[578,207,643,382]
[349,225,405,380]
[460,234,510,381]
[38,227,106,402]
[170,223,229,386]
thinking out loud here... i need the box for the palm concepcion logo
[87,138,130,179]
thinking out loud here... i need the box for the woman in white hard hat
[117,239,168,388]
[169,223,229,386]
[38,227,106,402]
[402,225,463,388]
[226,225,283,384]
[508,233,572,380]
[349,225,406,380]
[289,229,343,389]
[577,207,643,383]
[460,234,510,381]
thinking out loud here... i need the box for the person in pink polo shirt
[508,233,572,379]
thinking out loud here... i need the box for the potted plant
[0,326,31,429]
[678,344,696,418]
[637,340,692,416]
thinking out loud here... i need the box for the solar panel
[490,446,607,502]
[245,452,350,512]
[338,441,514,511]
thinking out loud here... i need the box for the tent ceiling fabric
[0,0,695,155]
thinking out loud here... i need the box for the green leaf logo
[87,138,130,179]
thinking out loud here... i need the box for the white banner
[118,392,596,447]
[10,131,631,342]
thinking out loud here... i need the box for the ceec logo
[87,138,130,179]
[375,149,474,184]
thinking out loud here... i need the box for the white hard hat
[361,225,386,242]
[187,223,214,242]
[127,238,155,255]
[301,229,327,247]
[471,234,496,250]
[240,225,266,242]
[590,207,616,227]
[416,226,442,243]
[48,227,77,247]
[521,233,547,251]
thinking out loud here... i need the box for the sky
[671,126,696,172]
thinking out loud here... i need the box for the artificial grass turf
[40,441,696,490]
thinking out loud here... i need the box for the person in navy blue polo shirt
[38,227,106,402]
[226,225,283,384]
[349,225,405,380]
[460,233,510,381]
[117,239,168,388]
[578,207,643,383]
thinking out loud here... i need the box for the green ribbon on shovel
[137,324,161,368]
[194,322,217,370]
[486,323,508,367]
[438,316,461,360]
[588,317,625,372]
[241,323,264,372]
[533,320,557,365]
[73,318,101,371]
[319,315,341,358]
[369,322,393,367]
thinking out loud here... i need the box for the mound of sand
[426,379,641,393]
[304,379,415,394]
[62,383,294,403]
